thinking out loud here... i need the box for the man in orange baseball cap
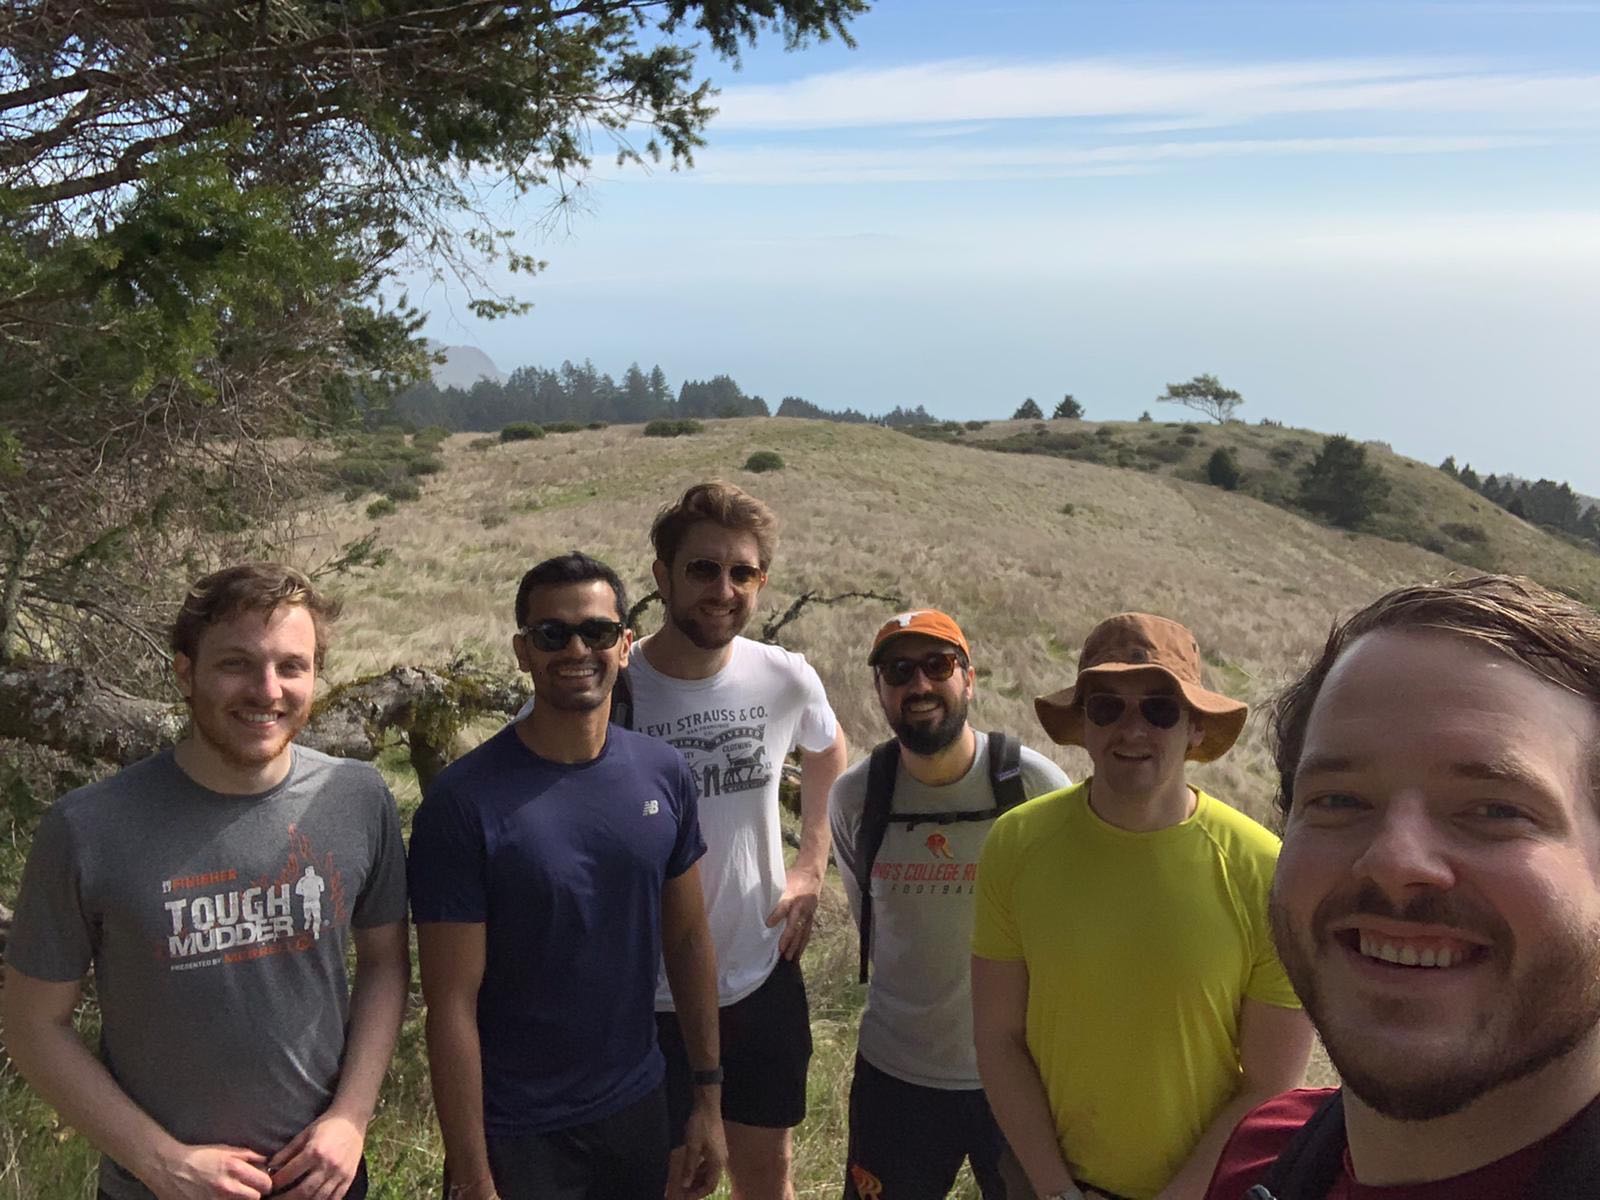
[831,610,1069,1199]
[972,614,1313,1200]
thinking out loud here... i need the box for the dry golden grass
[307,415,1532,829]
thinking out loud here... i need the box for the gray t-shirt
[7,746,408,1200]
[830,732,1069,1089]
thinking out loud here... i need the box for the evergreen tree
[1298,435,1390,529]
[1053,395,1084,420]
[1014,398,1044,420]
[1206,447,1241,491]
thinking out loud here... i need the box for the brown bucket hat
[1034,613,1248,763]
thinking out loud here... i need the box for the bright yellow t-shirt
[972,781,1300,1199]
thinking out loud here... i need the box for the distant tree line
[389,364,955,432]
[1439,458,1600,547]
[389,363,770,431]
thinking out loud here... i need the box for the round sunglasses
[518,618,625,652]
[1083,692,1184,730]
[683,558,765,591]
[876,650,965,688]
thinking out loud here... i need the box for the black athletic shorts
[843,1054,1007,1200]
[657,955,813,1145]
[442,1086,670,1200]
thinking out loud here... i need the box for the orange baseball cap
[867,609,972,665]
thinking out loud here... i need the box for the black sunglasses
[1084,693,1184,730]
[876,650,965,688]
[683,558,765,590]
[519,618,625,652]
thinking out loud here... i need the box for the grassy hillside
[941,416,1600,605]
[5,414,1594,1198]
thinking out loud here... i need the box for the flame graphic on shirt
[925,832,954,860]
[848,1164,884,1197]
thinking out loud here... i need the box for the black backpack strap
[986,731,1026,813]
[856,740,901,985]
[608,664,634,730]
[1530,1090,1600,1196]
[1260,1090,1345,1200]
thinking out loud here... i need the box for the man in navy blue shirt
[409,552,726,1200]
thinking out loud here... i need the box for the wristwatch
[690,1065,725,1086]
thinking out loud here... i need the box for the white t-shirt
[632,637,839,1007]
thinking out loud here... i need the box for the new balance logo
[642,799,660,816]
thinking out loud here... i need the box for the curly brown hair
[169,562,342,669]
[649,481,779,570]
[1272,574,1600,817]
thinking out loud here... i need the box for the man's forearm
[6,1014,186,1187]
[977,1033,1079,1196]
[662,920,720,1074]
[797,738,846,876]
[425,1004,496,1191]
[327,926,409,1127]
[1156,1088,1271,1200]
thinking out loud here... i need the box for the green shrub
[1205,447,1241,491]
[1175,433,1199,447]
[412,426,450,449]
[644,419,703,438]
[1268,444,1300,466]
[546,421,582,434]
[1094,425,1117,441]
[1441,521,1489,545]
[586,421,608,430]
[1138,411,1153,422]
[385,479,421,502]
[964,420,988,431]
[1059,502,1076,516]
[500,422,545,442]
[407,454,444,476]
[365,498,397,519]
[1181,423,1202,434]
[468,435,497,451]
[1141,440,1190,464]
[744,450,786,473]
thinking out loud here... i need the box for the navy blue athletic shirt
[408,724,705,1135]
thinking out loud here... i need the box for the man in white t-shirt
[639,482,848,1200]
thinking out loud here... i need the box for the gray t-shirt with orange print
[830,731,1069,1089]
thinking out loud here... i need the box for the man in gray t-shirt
[3,564,409,1200]
[830,609,1068,1200]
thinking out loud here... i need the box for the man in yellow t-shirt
[971,613,1313,1200]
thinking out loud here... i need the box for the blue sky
[407,1,1600,490]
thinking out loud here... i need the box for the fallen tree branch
[760,589,906,645]
[0,660,528,788]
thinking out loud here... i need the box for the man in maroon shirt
[1205,576,1600,1200]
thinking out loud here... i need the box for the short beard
[891,696,969,757]
[667,597,748,651]
[1271,880,1600,1120]
[193,709,302,770]
[673,614,736,651]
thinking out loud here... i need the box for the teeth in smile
[1358,935,1464,969]
[240,713,277,724]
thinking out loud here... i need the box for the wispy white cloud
[712,56,1600,131]
[680,133,1551,186]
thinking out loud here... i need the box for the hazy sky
[406,0,1600,491]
